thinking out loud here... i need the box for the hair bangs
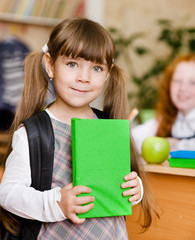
[57,18,114,69]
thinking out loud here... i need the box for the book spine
[16,0,29,15]
[71,118,77,187]
[9,0,23,15]
[24,0,36,16]
[55,0,67,19]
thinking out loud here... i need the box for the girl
[132,54,195,153]
[0,18,155,239]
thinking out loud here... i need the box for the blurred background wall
[0,0,195,113]
[103,0,195,110]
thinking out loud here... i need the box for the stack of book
[168,150,195,169]
[0,0,85,20]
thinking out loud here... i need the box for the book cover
[168,157,195,169]
[170,150,195,159]
[71,118,132,219]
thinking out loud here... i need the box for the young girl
[132,54,195,153]
[0,18,155,239]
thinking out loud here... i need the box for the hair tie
[42,44,48,54]
[112,58,115,63]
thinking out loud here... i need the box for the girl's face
[48,55,109,110]
[170,61,195,116]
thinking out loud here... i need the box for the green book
[168,157,195,169]
[71,118,132,218]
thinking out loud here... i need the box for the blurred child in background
[132,54,195,153]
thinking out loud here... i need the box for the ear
[44,53,54,79]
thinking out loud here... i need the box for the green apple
[141,136,170,164]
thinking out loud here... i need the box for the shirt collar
[177,108,195,121]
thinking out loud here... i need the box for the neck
[48,102,94,124]
[180,108,195,117]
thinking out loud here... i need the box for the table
[126,160,195,240]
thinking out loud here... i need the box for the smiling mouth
[178,95,189,101]
[71,88,89,93]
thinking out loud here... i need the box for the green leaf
[188,39,195,52]
[134,47,149,55]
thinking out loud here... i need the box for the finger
[69,214,86,225]
[121,179,139,189]
[124,171,137,181]
[128,193,141,202]
[73,185,92,195]
[75,203,94,214]
[75,196,95,205]
[123,185,140,197]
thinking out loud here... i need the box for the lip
[71,88,89,93]
[177,95,190,101]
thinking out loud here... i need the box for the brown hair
[156,54,195,137]
[0,17,155,234]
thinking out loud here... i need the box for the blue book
[170,150,195,159]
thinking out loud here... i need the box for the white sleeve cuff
[54,187,67,221]
[131,176,144,206]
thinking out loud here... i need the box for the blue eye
[67,62,77,68]
[93,66,102,72]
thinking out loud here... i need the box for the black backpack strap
[1,111,55,240]
[92,108,110,119]
[23,111,54,191]
[20,111,55,239]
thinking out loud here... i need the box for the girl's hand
[121,171,141,202]
[58,183,95,224]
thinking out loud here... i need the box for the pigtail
[130,138,161,231]
[103,63,161,230]
[104,63,160,230]
[103,64,129,119]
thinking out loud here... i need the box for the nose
[76,67,90,84]
[178,81,189,91]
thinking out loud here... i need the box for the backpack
[1,108,108,240]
